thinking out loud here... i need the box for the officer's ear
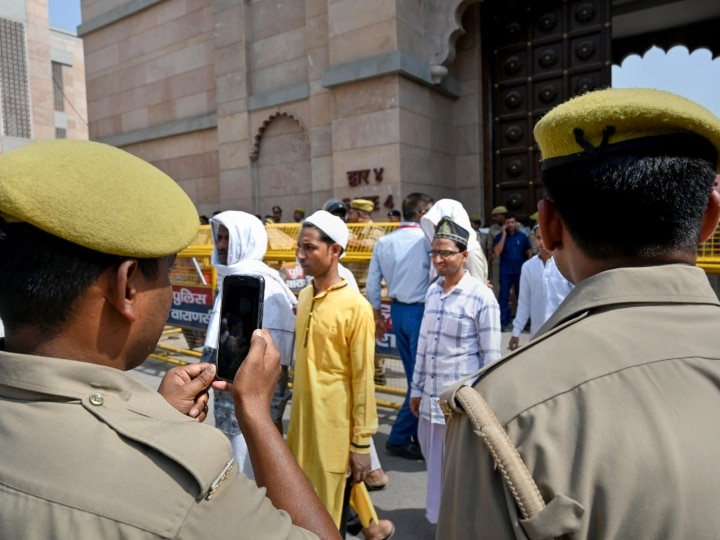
[105,259,140,323]
[537,199,563,252]
[699,189,720,243]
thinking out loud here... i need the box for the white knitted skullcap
[303,210,349,251]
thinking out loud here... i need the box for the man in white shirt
[508,226,573,350]
[543,255,575,321]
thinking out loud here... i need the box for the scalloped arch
[425,0,480,68]
[614,44,719,67]
[250,111,309,162]
[430,3,720,76]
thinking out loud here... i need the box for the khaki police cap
[351,199,375,213]
[491,206,508,215]
[0,139,199,257]
[534,88,720,172]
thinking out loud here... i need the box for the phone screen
[216,275,265,381]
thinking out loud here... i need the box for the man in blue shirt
[366,192,434,461]
[493,213,533,329]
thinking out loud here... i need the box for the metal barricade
[160,221,404,409]
[697,225,720,274]
[167,225,215,348]
[698,225,720,298]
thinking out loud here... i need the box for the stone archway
[251,112,312,221]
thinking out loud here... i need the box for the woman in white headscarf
[420,199,488,283]
[203,211,297,480]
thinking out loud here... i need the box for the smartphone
[216,275,265,381]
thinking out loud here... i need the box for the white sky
[612,45,720,117]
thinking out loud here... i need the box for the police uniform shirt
[0,350,317,540]
[438,264,720,539]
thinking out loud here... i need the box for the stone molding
[248,82,310,112]
[322,50,460,98]
[51,47,74,67]
[78,0,164,36]
[95,112,217,147]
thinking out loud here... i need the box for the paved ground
[131,330,527,540]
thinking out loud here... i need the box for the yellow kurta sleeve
[347,298,378,453]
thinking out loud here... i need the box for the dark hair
[301,223,344,256]
[402,192,434,221]
[323,200,347,219]
[505,213,517,221]
[0,223,160,332]
[542,153,715,259]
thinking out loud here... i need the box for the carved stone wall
[424,0,480,81]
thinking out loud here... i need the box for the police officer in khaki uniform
[438,88,720,539]
[346,198,385,247]
[0,140,339,540]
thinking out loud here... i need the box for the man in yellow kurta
[288,210,392,539]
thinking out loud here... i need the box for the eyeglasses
[428,249,462,259]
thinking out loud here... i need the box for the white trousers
[417,416,445,524]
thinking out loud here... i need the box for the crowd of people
[2,86,720,540]
[199,192,573,535]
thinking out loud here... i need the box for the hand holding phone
[157,363,216,421]
[230,328,282,426]
[216,275,265,381]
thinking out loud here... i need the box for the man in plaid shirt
[410,217,501,525]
